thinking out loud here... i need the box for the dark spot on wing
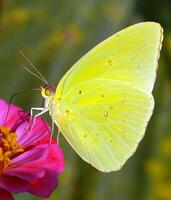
[65,109,70,114]
[108,59,113,66]
[109,106,113,110]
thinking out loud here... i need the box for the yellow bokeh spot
[144,159,167,179]
[155,182,171,200]
[8,9,29,25]
[160,136,171,158]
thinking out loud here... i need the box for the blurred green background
[0,0,171,200]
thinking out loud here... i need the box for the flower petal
[0,175,29,193]
[12,144,64,174]
[0,188,13,200]
[16,117,50,147]
[12,144,49,164]
[28,171,58,198]
[0,99,8,125]
[41,144,64,174]
[5,166,45,181]
[23,144,63,174]
[0,99,24,129]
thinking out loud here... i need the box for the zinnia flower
[0,99,64,200]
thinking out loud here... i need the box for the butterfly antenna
[21,64,46,83]
[18,49,48,84]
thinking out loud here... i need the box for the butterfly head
[41,84,55,99]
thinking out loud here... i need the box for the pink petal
[0,188,14,200]
[21,144,64,174]
[0,99,8,125]
[28,171,58,198]
[16,117,50,147]
[5,166,45,181]
[0,99,24,129]
[13,144,64,174]
[41,144,64,174]
[34,134,57,145]
[12,144,48,164]
[0,175,29,193]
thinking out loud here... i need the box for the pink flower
[0,99,64,200]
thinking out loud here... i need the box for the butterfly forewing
[55,22,163,100]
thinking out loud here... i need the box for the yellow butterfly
[21,22,163,172]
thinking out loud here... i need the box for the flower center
[0,126,24,173]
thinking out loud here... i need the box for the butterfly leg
[49,119,55,144]
[49,120,60,145]
[30,107,45,117]
[25,107,48,132]
[57,128,60,145]
[31,108,49,130]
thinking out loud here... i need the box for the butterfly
[20,22,163,172]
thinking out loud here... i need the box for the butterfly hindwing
[52,79,154,172]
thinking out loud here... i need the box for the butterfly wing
[51,22,163,172]
[56,22,163,99]
[52,80,154,172]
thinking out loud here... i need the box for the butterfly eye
[45,88,51,96]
